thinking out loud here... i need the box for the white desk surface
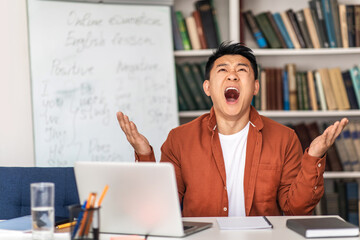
[1,216,359,240]
[101,216,360,240]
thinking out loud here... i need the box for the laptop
[74,161,212,237]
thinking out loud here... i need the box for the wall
[0,0,34,166]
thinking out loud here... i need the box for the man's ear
[253,79,260,95]
[203,80,211,96]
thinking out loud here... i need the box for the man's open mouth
[224,87,240,102]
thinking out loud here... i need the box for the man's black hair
[205,42,258,81]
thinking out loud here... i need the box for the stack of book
[315,179,359,226]
[172,0,221,51]
[291,121,360,172]
[252,64,360,111]
[243,0,360,49]
[176,62,212,111]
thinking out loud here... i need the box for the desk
[1,216,359,240]
[101,216,359,240]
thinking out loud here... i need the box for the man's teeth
[225,87,239,93]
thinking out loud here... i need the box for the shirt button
[314,186,318,190]
[224,186,227,190]
[317,163,321,168]
[223,207,227,212]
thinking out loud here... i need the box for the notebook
[286,217,359,238]
[74,161,212,237]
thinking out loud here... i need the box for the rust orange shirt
[137,106,325,217]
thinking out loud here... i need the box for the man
[117,42,348,217]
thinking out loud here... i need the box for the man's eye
[218,68,226,72]
[238,68,247,72]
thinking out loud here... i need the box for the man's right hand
[116,112,152,156]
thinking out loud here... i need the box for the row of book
[252,64,360,111]
[292,121,360,172]
[314,179,359,226]
[243,0,360,49]
[176,62,212,111]
[172,0,220,51]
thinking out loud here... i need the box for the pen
[56,221,76,229]
[79,193,95,237]
[71,200,87,239]
[93,185,109,240]
[97,185,109,207]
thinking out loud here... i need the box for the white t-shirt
[218,122,250,217]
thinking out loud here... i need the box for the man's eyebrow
[215,63,250,68]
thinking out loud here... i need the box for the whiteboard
[27,0,178,166]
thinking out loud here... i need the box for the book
[177,86,188,111]
[355,5,360,47]
[334,134,352,171]
[341,125,360,171]
[175,64,197,110]
[243,10,268,48]
[275,68,283,110]
[346,181,359,226]
[301,72,310,110]
[280,11,301,49]
[185,16,201,50]
[195,0,219,49]
[175,11,192,50]
[266,11,287,48]
[255,12,283,48]
[318,68,337,110]
[286,64,297,110]
[273,13,294,48]
[180,63,207,110]
[192,10,207,49]
[342,70,359,109]
[349,66,360,108]
[260,70,267,111]
[309,0,330,48]
[286,217,359,238]
[349,122,360,165]
[328,68,346,110]
[286,9,307,48]
[321,0,337,47]
[189,63,213,109]
[332,67,350,109]
[293,123,312,151]
[171,7,184,50]
[283,70,290,110]
[216,216,272,230]
[338,4,349,48]
[296,72,304,110]
[329,0,342,47]
[303,8,321,48]
[314,70,327,110]
[295,10,314,48]
[346,5,356,47]
[307,71,318,111]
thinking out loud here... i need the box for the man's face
[203,54,259,119]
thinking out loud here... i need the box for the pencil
[56,221,76,229]
[97,185,109,207]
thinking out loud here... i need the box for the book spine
[195,0,219,49]
[190,63,213,109]
[243,10,268,48]
[171,7,184,50]
[255,12,283,48]
[266,11,287,48]
[342,70,359,109]
[283,70,290,110]
[334,67,350,109]
[175,64,197,110]
[346,5,356,47]
[308,0,325,48]
[338,4,349,48]
[303,8,321,48]
[295,10,314,48]
[355,5,360,47]
[280,12,301,49]
[313,0,330,47]
[185,16,201,50]
[286,64,298,110]
[273,13,294,48]
[330,0,342,47]
[349,66,360,108]
[319,68,337,110]
[175,11,192,50]
[276,68,284,110]
[286,9,307,48]
[260,70,267,110]
[296,72,304,110]
[192,10,208,49]
[307,71,318,111]
[314,71,328,110]
[321,0,337,47]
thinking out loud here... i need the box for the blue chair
[0,167,80,220]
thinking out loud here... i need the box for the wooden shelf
[179,110,360,118]
[324,172,360,179]
[174,47,360,57]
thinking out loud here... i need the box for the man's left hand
[308,118,349,158]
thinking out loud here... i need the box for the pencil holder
[68,204,100,240]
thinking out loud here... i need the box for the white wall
[0,0,34,166]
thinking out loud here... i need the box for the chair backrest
[0,167,80,220]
